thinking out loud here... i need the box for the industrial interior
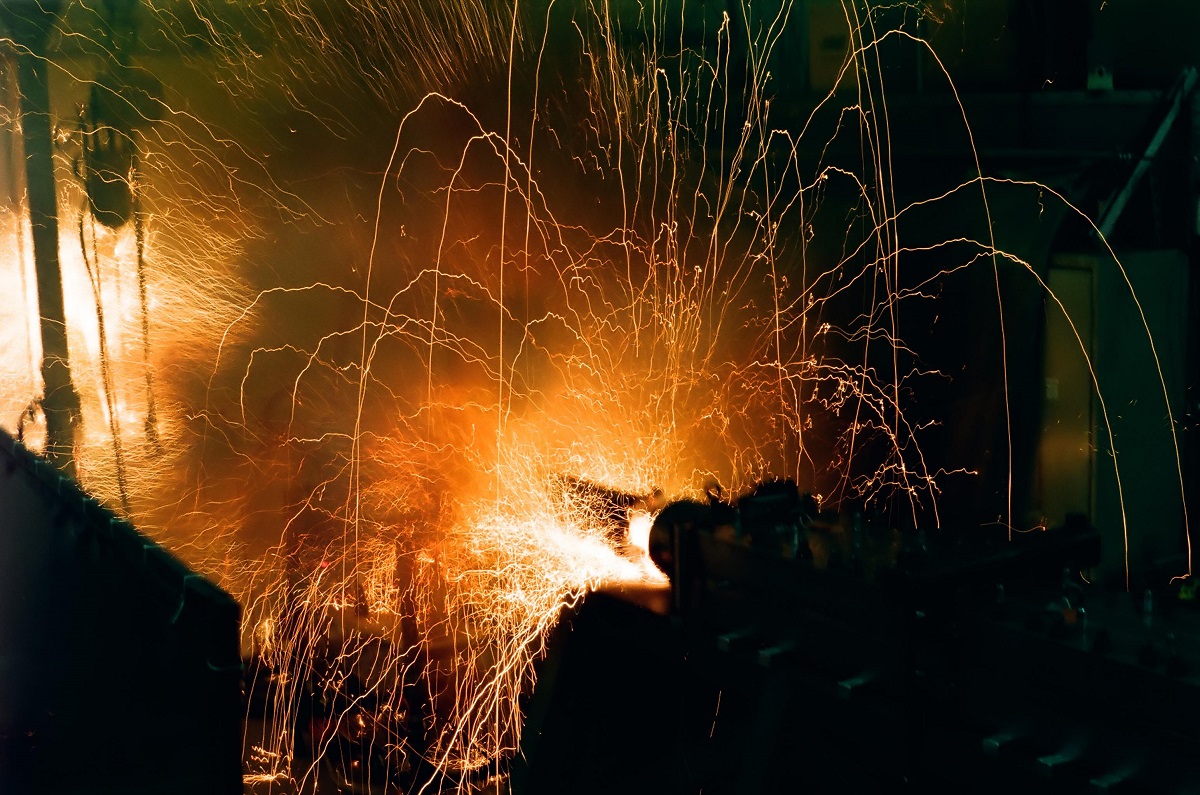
[0,1,1198,793]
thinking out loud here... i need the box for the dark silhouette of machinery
[0,432,243,794]
[516,480,1200,794]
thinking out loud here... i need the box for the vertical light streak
[498,0,521,497]
[78,212,130,513]
[131,166,160,452]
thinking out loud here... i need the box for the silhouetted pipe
[1,1,80,472]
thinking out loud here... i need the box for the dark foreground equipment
[516,482,1200,794]
[0,433,242,794]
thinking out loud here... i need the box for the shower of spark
[0,2,1190,793]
